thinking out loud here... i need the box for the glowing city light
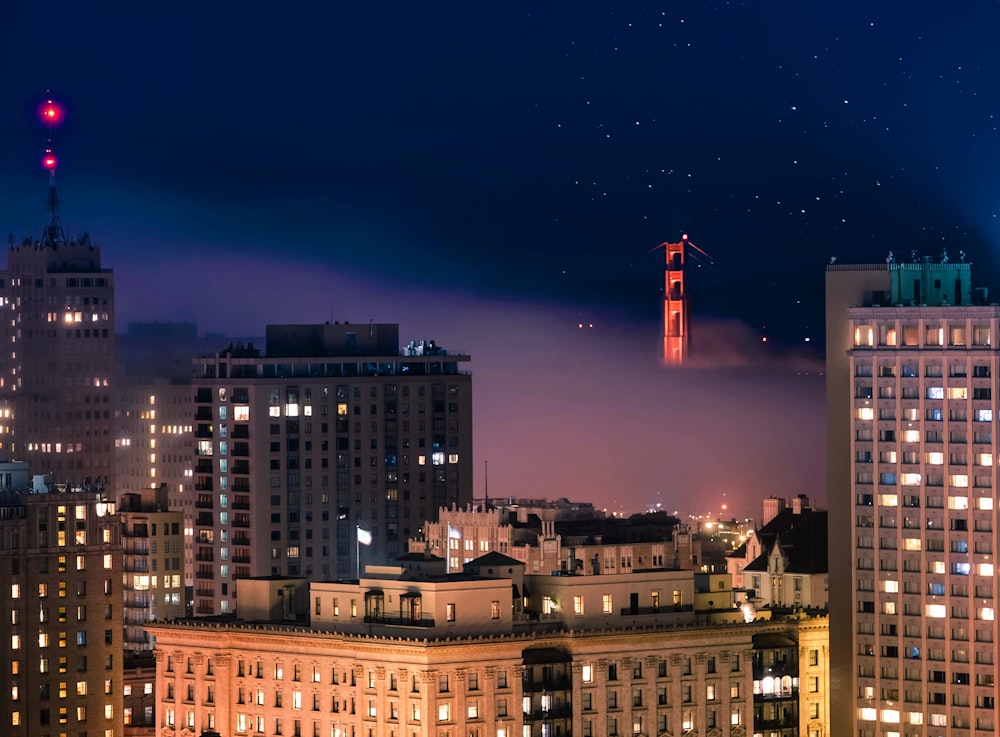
[41,150,58,170]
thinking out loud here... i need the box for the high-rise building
[827,258,999,736]
[189,323,472,615]
[0,481,124,737]
[1,132,115,489]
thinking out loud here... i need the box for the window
[602,594,612,614]
[446,603,456,622]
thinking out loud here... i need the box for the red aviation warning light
[41,149,58,170]
[38,100,65,128]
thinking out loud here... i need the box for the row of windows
[853,323,994,348]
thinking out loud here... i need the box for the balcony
[523,704,573,721]
[363,613,436,628]
[619,604,693,616]
[523,676,571,693]
[232,516,251,528]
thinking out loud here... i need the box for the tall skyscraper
[1,99,115,490]
[0,480,124,737]
[827,257,999,736]
[189,322,472,615]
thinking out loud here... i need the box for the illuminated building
[0,484,124,737]
[727,496,828,610]
[116,379,195,590]
[118,486,186,651]
[826,257,1000,736]
[410,504,700,575]
[146,562,829,737]
[1,99,115,490]
[188,323,472,615]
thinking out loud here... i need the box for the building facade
[0,487,124,737]
[119,487,186,650]
[0,235,115,489]
[148,563,829,737]
[827,259,1000,736]
[189,323,472,615]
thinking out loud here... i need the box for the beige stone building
[827,258,1000,736]
[148,562,829,737]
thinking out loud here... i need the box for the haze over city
[5,3,1000,513]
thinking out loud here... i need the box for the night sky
[2,3,998,518]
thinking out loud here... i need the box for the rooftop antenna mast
[38,95,66,247]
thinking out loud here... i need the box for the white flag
[447,524,461,540]
[357,526,373,546]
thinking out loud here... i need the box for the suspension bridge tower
[662,234,690,365]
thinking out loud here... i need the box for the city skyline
[5,4,997,513]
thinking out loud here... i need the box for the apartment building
[189,323,472,615]
[118,486,186,650]
[147,561,830,737]
[0,485,124,737]
[827,258,1000,736]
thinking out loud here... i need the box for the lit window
[856,407,874,421]
[900,474,921,486]
[582,665,593,683]
[859,708,877,721]
[978,563,994,576]
[927,387,944,399]
[901,430,920,443]
[927,452,944,465]
[602,594,613,614]
[881,709,900,723]
[978,497,994,511]
[977,409,993,422]
[925,604,947,618]
[948,387,967,400]
[882,580,898,593]
[574,595,584,615]
[854,326,873,346]
[980,608,995,621]
[878,494,897,507]
[438,704,450,721]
